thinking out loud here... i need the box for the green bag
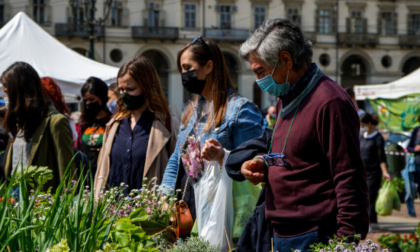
[375,180,401,216]
[232,180,261,241]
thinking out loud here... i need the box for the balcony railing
[204,28,250,42]
[55,23,104,38]
[338,33,378,47]
[399,35,420,48]
[131,26,179,40]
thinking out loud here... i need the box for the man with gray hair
[227,18,369,251]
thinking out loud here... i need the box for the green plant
[378,223,420,252]
[308,234,388,252]
[0,160,180,251]
[171,236,221,252]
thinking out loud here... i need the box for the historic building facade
[1,0,420,113]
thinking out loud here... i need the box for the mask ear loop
[285,68,290,83]
[270,60,279,76]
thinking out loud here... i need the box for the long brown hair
[177,37,234,131]
[115,56,169,119]
[1,62,51,141]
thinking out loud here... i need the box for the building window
[70,0,86,25]
[184,2,196,29]
[378,11,396,36]
[33,0,46,25]
[287,7,301,25]
[109,1,123,26]
[147,2,161,27]
[347,10,365,33]
[219,5,232,29]
[254,5,266,30]
[316,8,336,34]
[408,13,420,35]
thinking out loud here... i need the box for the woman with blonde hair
[94,56,177,195]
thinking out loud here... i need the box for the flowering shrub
[308,234,388,252]
[0,164,179,252]
[378,224,420,252]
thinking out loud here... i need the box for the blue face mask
[256,61,290,97]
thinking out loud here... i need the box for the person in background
[346,87,366,117]
[41,77,88,170]
[232,18,369,251]
[404,115,420,217]
[94,56,177,195]
[359,113,391,230]
[41,77,77,142]
[77,77,112,185]
[107,82,119,115]
[263,105,276,130]
[161,36,263,241]
[1,62,75,189]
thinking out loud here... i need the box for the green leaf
[129,208,149,223]
[115,221,137,232]
[114,230,130,247]
[139,221,167,236]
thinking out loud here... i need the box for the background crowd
[0,18,418,252]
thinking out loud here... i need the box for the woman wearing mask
[161,36,263,242]
[359,113,391,231]
[94,56,177,196]
[107,83,119,115]
[1,62,75,189]
[77,77,112,184]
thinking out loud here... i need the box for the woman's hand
[414,145,420,152]
[201,138,225,166]
[383,172,391,182]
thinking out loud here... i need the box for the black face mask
[121,92,146,110]
[181,70,207,94]
[84,101,102,117]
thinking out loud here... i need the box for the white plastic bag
[193,151,233,252]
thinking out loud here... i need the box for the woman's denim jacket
[161,93,263,189]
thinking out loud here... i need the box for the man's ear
[205,60,214,75]
[279,51,293,70]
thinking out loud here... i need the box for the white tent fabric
[0,12,119,101]
[354,67,420,100]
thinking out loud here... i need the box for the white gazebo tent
[354,67,420,100]
[0,12,119,102]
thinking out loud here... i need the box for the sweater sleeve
[318,97,369,239]
[225,129,272,181]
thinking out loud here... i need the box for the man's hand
[414,145,420,152]
[241,158,266,185]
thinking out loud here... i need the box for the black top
[108,111,153,194]
[407,126,420,166]
[359,132,387,177]
[80,114,112,184]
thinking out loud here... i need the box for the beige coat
[94,112,177,197]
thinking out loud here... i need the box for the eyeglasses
[262,153,289,167]
[191,35,204,44]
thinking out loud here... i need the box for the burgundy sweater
[266,70,369,239]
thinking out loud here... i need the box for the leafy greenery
[378,223,420,252]
[0,161,179,252]
[308,234,387,252]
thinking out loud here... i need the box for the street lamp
[69,0,113,60]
